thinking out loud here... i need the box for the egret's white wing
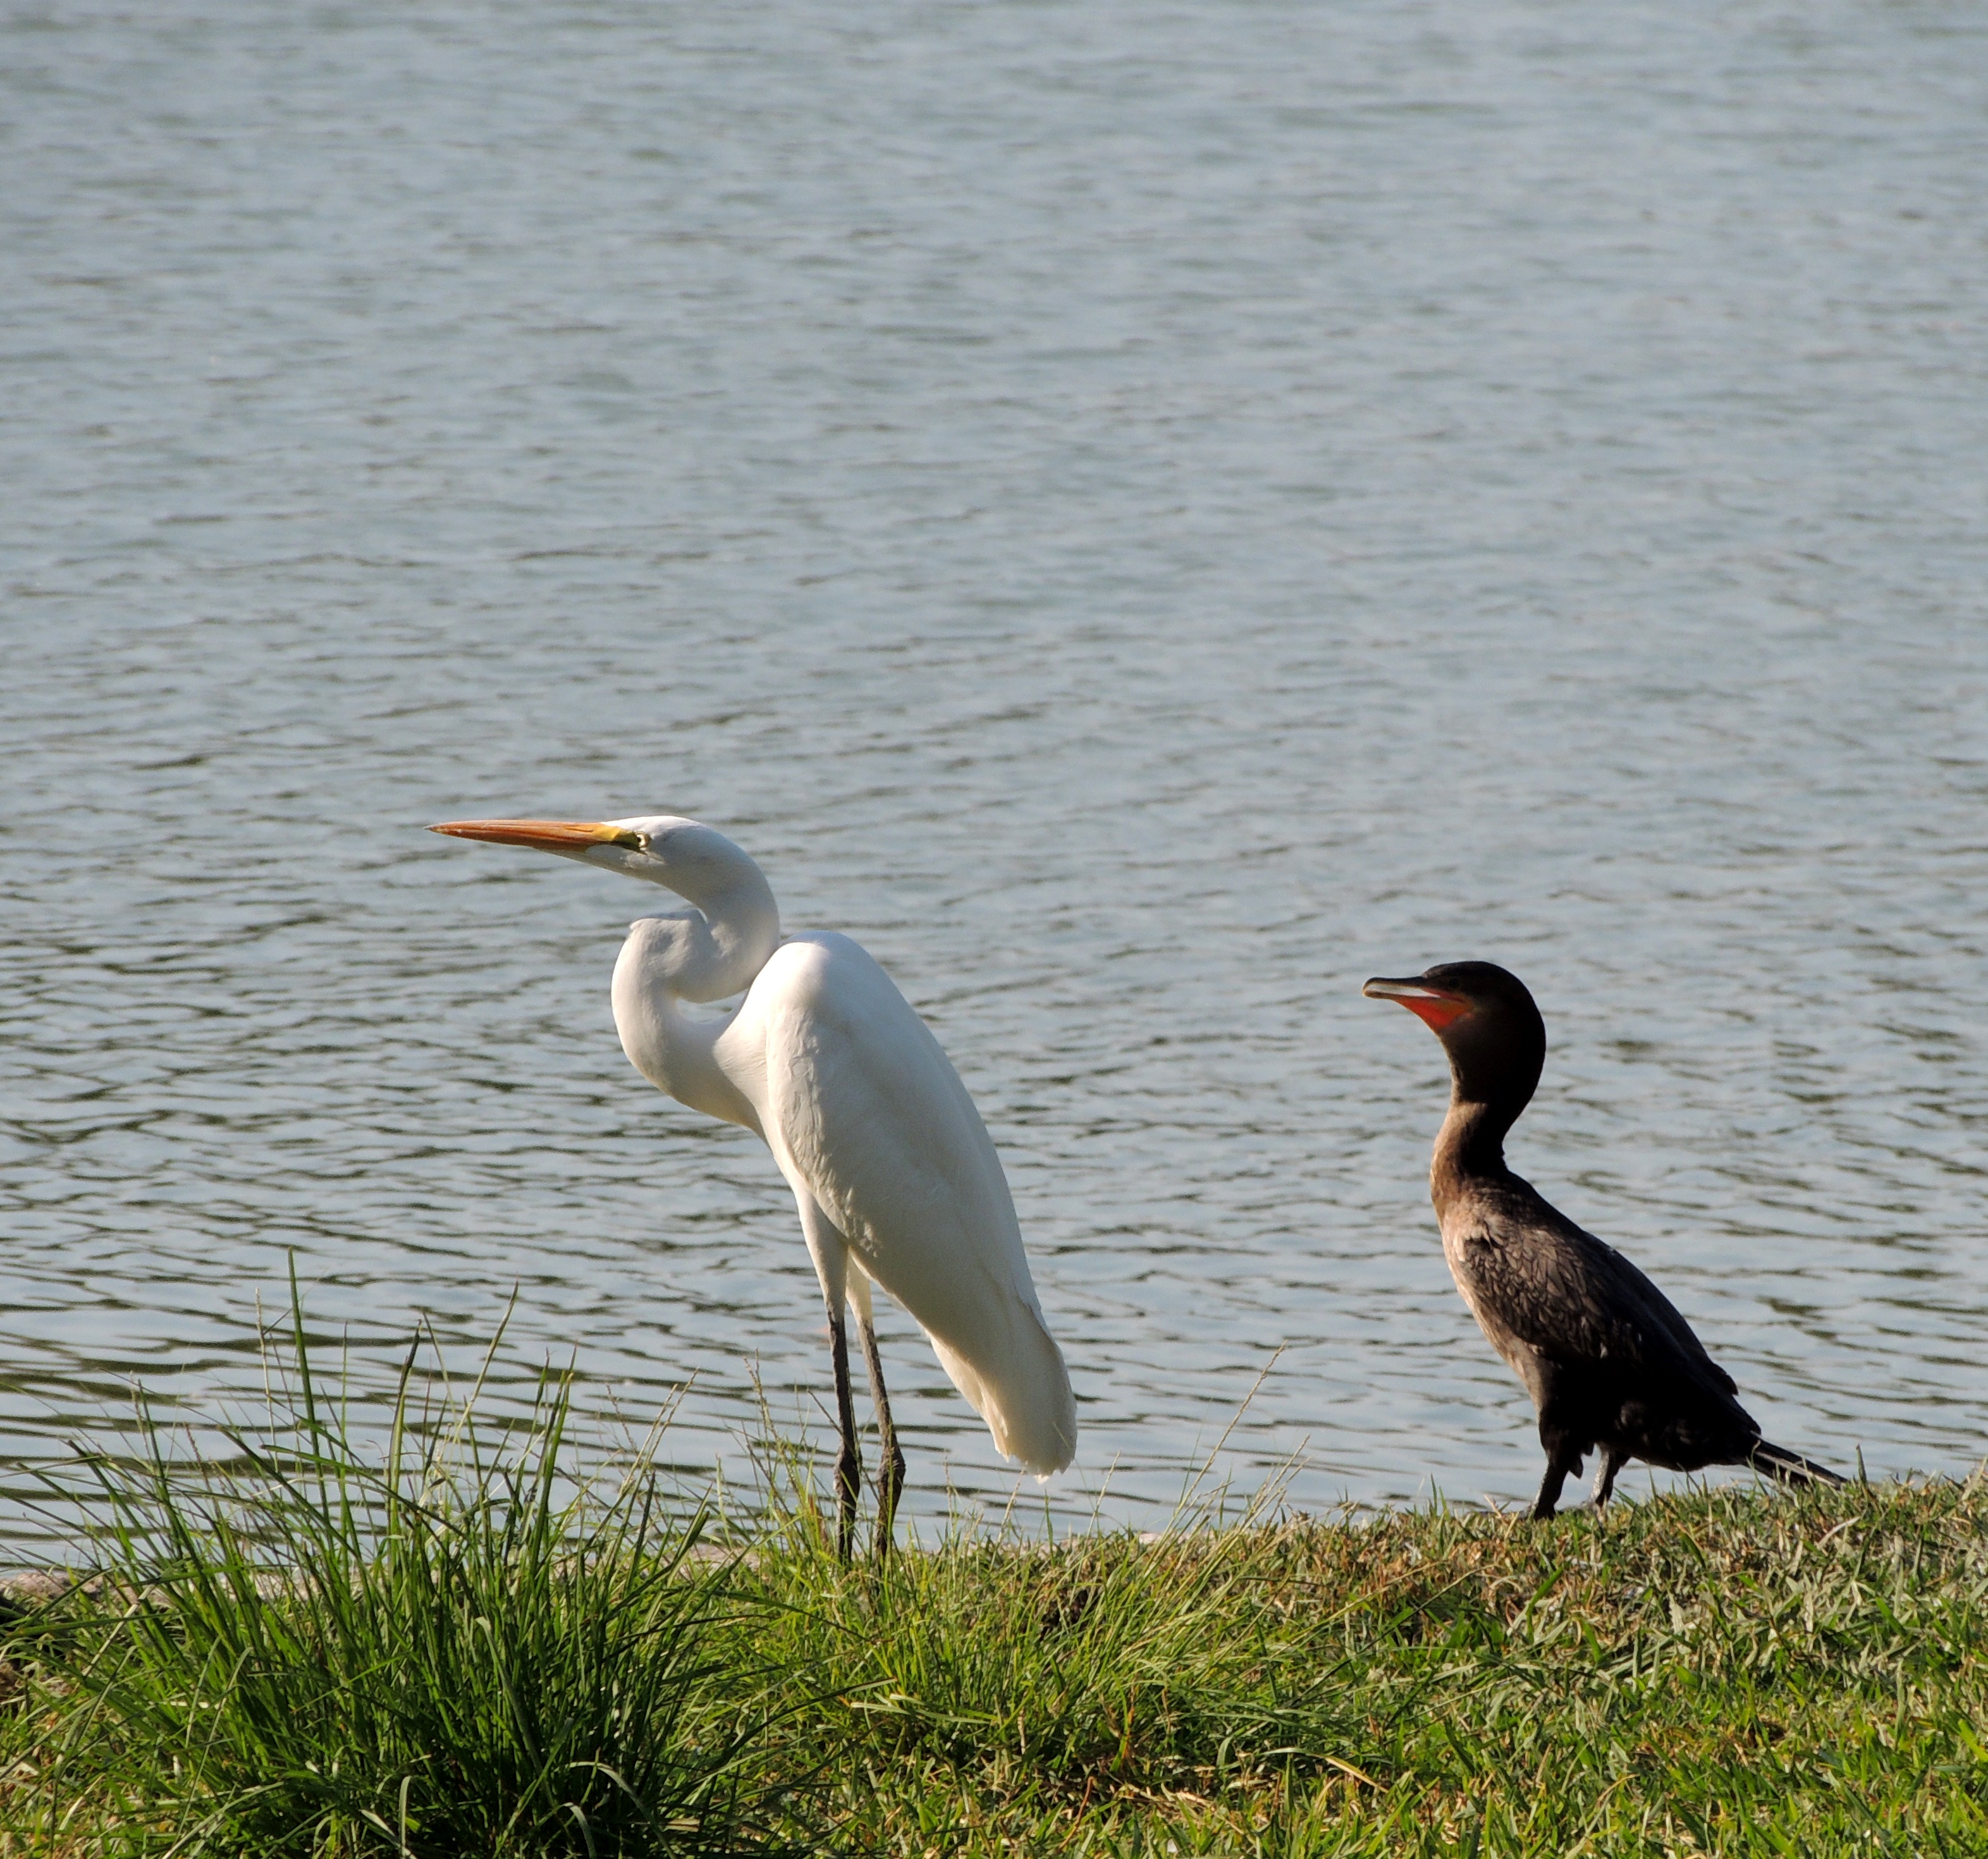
[730,933,1075,1473]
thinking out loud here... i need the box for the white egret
[431,814,1076,1555]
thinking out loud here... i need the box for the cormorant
[1364,960,1843,1518]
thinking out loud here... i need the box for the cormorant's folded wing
[1462,1181,1739,1398]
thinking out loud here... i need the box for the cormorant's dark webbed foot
[1533,1442,1582,1519]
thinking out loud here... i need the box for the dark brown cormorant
[1364,960,1843,1519]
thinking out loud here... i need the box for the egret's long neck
[651,839,781,1003]
[608,829,781,1132]
[611,942,763,1132]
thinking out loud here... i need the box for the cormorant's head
[1363,960,1546,1112]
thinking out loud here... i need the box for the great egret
[432,814,1076,1555]
[1365,961,1842,1518]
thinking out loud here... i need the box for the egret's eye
[610,829,648,852]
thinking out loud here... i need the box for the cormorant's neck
[1430,1091,1524,1216]
[1424,1009,1544,1219]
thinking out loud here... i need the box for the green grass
[0,1306,807,1858]
[3,1315,1985,1856]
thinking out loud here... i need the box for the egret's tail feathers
[1748,1439,1846,1487]
[928,1308,1076,1476]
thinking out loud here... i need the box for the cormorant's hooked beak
[1363,974,1474,1033]
[430,819,646,854]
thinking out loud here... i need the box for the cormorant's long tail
[1748,1439,1846,1487]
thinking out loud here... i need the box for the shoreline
[8,1479,1985,1852]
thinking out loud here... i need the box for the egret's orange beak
[429,819,645,852]
[1362,975,1473,1033]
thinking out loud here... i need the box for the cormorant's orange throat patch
[1399,993,1471,1033]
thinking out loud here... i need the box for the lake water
[5,0,1987,1550]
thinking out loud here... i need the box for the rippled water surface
[6,1,1988,1547]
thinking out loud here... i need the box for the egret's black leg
[1592,1447,1628,1510]
[827,1311,862,1561]
[857,1312,907,1558]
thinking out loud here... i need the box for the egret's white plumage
[431,813,1076,1549]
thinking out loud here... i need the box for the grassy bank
[1,1341,1983,1855]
